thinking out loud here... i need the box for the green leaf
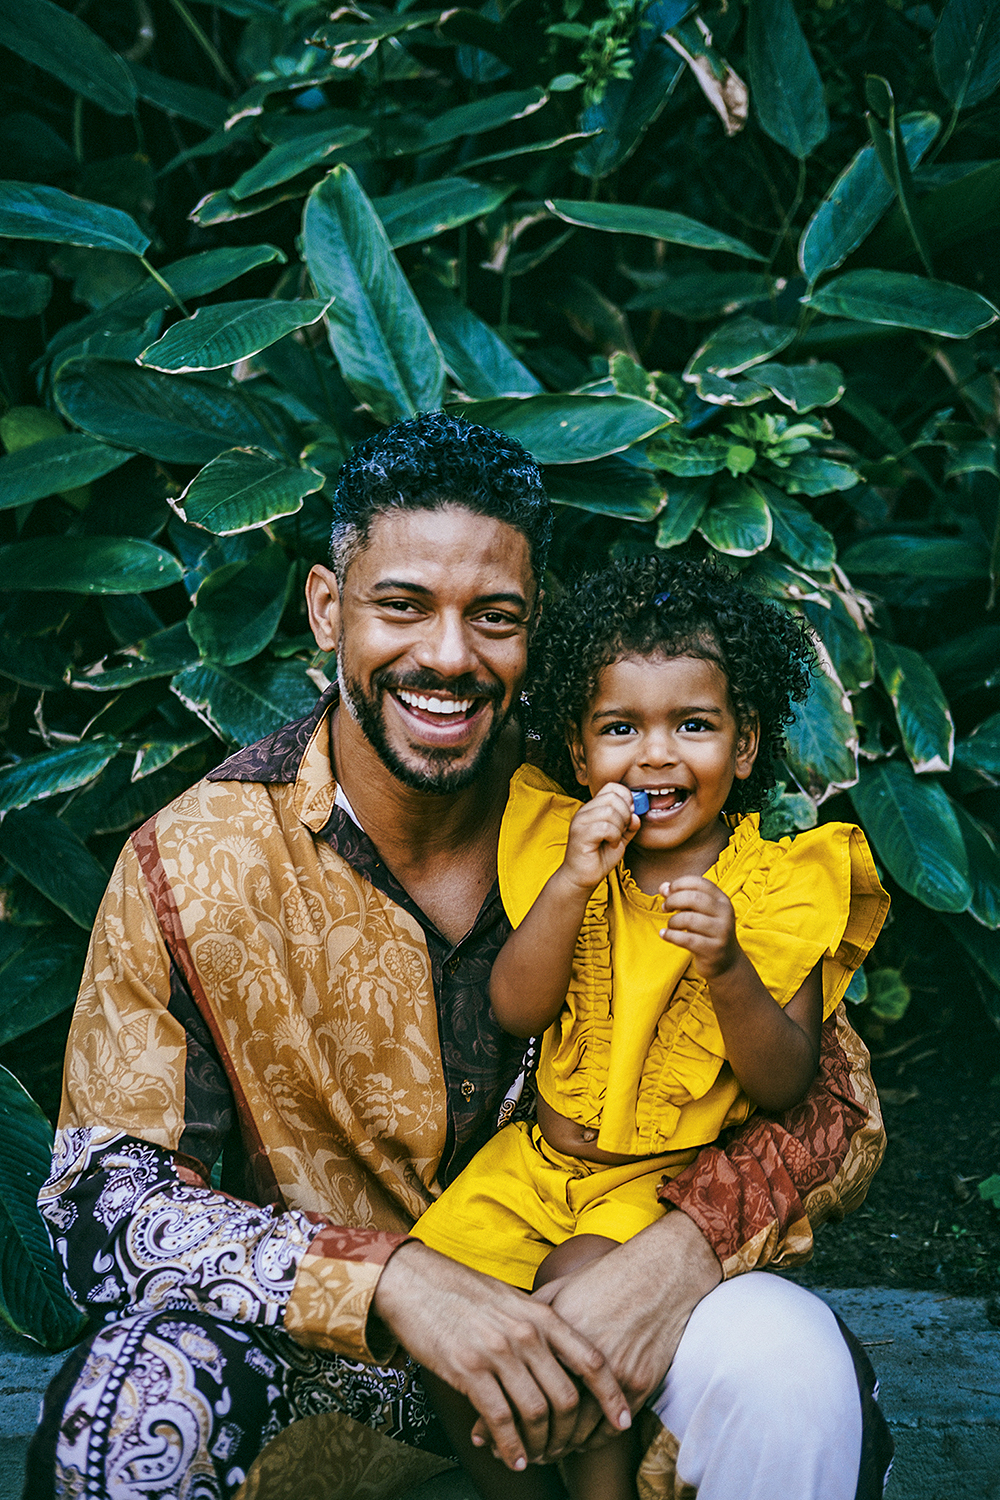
[74,624,200,693]
[0,806,109,928]
[0,741,119,813]
[798,113,940,283]
[784,666,859,800]
[0,929,86,1047]
[129,63,229,130]
[0,0,136,116]
[746,0,829,158]
[875,638,955,773]
[0,435,131,510]
[867,967,912,1023]
[647,433,732,477]
[953,804,1000,928]
[175,448,325,535]
[546,200,765,261]
[575,23,686,180]
[759,482,837,570]
[748,362,845,413]
[230,125,370,200]
[940,912,1000,1007]
[414,275,541,398]
[188,547,291,666]
[934,0,1000,109]
[302,166,445,424]
[803,269,998,338]
[840,533,990,578]
[686,318,796,380]
[0,1064,88,1349]
[139,300,329,374]
[802,591,875,693]
[925,622,1000,694]
[544,458,663,520]
[448,394,671,464]
[0,268,52,318]
[0,182,148,256]
[697,478,772,556]
[625,270,778,318]
[55,359,284,464]
[172,657,318,746]
[955,711,1000,778]
[777,452,859,495]
[464,132,600,175]
[373,178,511,249]
[131,730,211,782]
[412,87,549,152]
[848,760,972,911]
[0,631,71,691]
[311,10,447,46]
[0,537,183,595]
[655,477,712,548]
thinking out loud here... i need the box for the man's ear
[567,730,589,787]
[734,714,760,781]
[305,565,341,653]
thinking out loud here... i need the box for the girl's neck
[623,816,734,896]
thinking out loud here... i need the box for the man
[28,413,891,1499]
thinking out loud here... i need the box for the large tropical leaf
[546,201,764,260]
[575,2,687,179]
[803,270,998,337]
[697,478,772,556]
[798,113,939,283]
[686,318,796,380]
[412,87,549,152]
[414,276,541,398]
[848,760,972,911]
[840,533,990,578]
[0,807,109,928]
[934,0,1000,109]
[55,359,285,464]
[784,666,859,800]
[955,711,1000,778]
[0,435,131,510]
[175,448,326,535]
[953,804,1000,928]
[0,1064,88,1349]
[748,363,845,413]
[448,394,672,464]
[655,478,712,548]
[874,638,954,773]
[0,0,136,116]
[302,166,445,424]
[373,179,511,249]
[760,483,837,570]
[0,537,183,594]
[0,929,87,1048]
[229,125,371,199]
[138,300,330,373]
[543,458,663,520]
[172,658,319,746]
[745,0,829,158]
[0,741,120,813]
[0,269,52,319]
[0,182,148,256]
[187,547,292,666]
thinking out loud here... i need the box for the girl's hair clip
[653,590,672,605]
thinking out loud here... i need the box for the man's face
[309,505,537,794]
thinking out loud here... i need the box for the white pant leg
[650,1272,862,1500]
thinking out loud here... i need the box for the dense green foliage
[1,0,999,1344]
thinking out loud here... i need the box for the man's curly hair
[330,411,552,586]
[527,555,816,815]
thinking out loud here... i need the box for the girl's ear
[568,730,590,787]
[734,714,760,781]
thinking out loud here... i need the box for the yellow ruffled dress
[412,765,889,1288]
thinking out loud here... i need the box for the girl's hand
[559,783,638,894]
[659,876,739,980]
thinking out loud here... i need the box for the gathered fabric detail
[499,765,889,1158]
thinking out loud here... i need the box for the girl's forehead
[591,651,730,699]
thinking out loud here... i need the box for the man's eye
[477,611,517,627]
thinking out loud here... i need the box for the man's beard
[337,654,512,794]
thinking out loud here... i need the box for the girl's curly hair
[527,555,817,815]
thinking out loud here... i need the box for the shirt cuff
[283,1223,411,1362]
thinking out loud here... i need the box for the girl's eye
[680,717,712,732]
[600,722,635,737]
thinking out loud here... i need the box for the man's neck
[329,707,519,942]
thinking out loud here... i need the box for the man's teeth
[397,690,474,715]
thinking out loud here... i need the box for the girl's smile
[569,652,759,887]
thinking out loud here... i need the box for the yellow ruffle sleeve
[498,765,889,1157]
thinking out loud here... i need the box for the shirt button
[461,1079,475,1100]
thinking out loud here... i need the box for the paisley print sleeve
[658,1006,885,1278]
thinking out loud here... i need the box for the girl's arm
[491,783,638,1038]
[660,876,822,1110]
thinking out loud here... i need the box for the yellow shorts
[411,1121,697,1290]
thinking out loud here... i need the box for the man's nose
[413,610,478,677]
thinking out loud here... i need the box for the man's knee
[24,1311,289,1500]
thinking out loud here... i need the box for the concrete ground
[3,1287,998,1499]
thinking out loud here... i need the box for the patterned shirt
[40,687,888,1363]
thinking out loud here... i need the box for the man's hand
[660,875,740,980]
[372,1239,632,1471]
[471,1212,722,1460]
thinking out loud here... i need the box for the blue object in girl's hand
[631,790,650,816]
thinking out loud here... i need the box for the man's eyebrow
[369,580,530,610]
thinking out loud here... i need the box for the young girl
[412,556,889,1500]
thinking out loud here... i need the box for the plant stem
[767,157,806,270]
[139,257,190,316]
[165,0,237,92]
[72,96,85,163]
